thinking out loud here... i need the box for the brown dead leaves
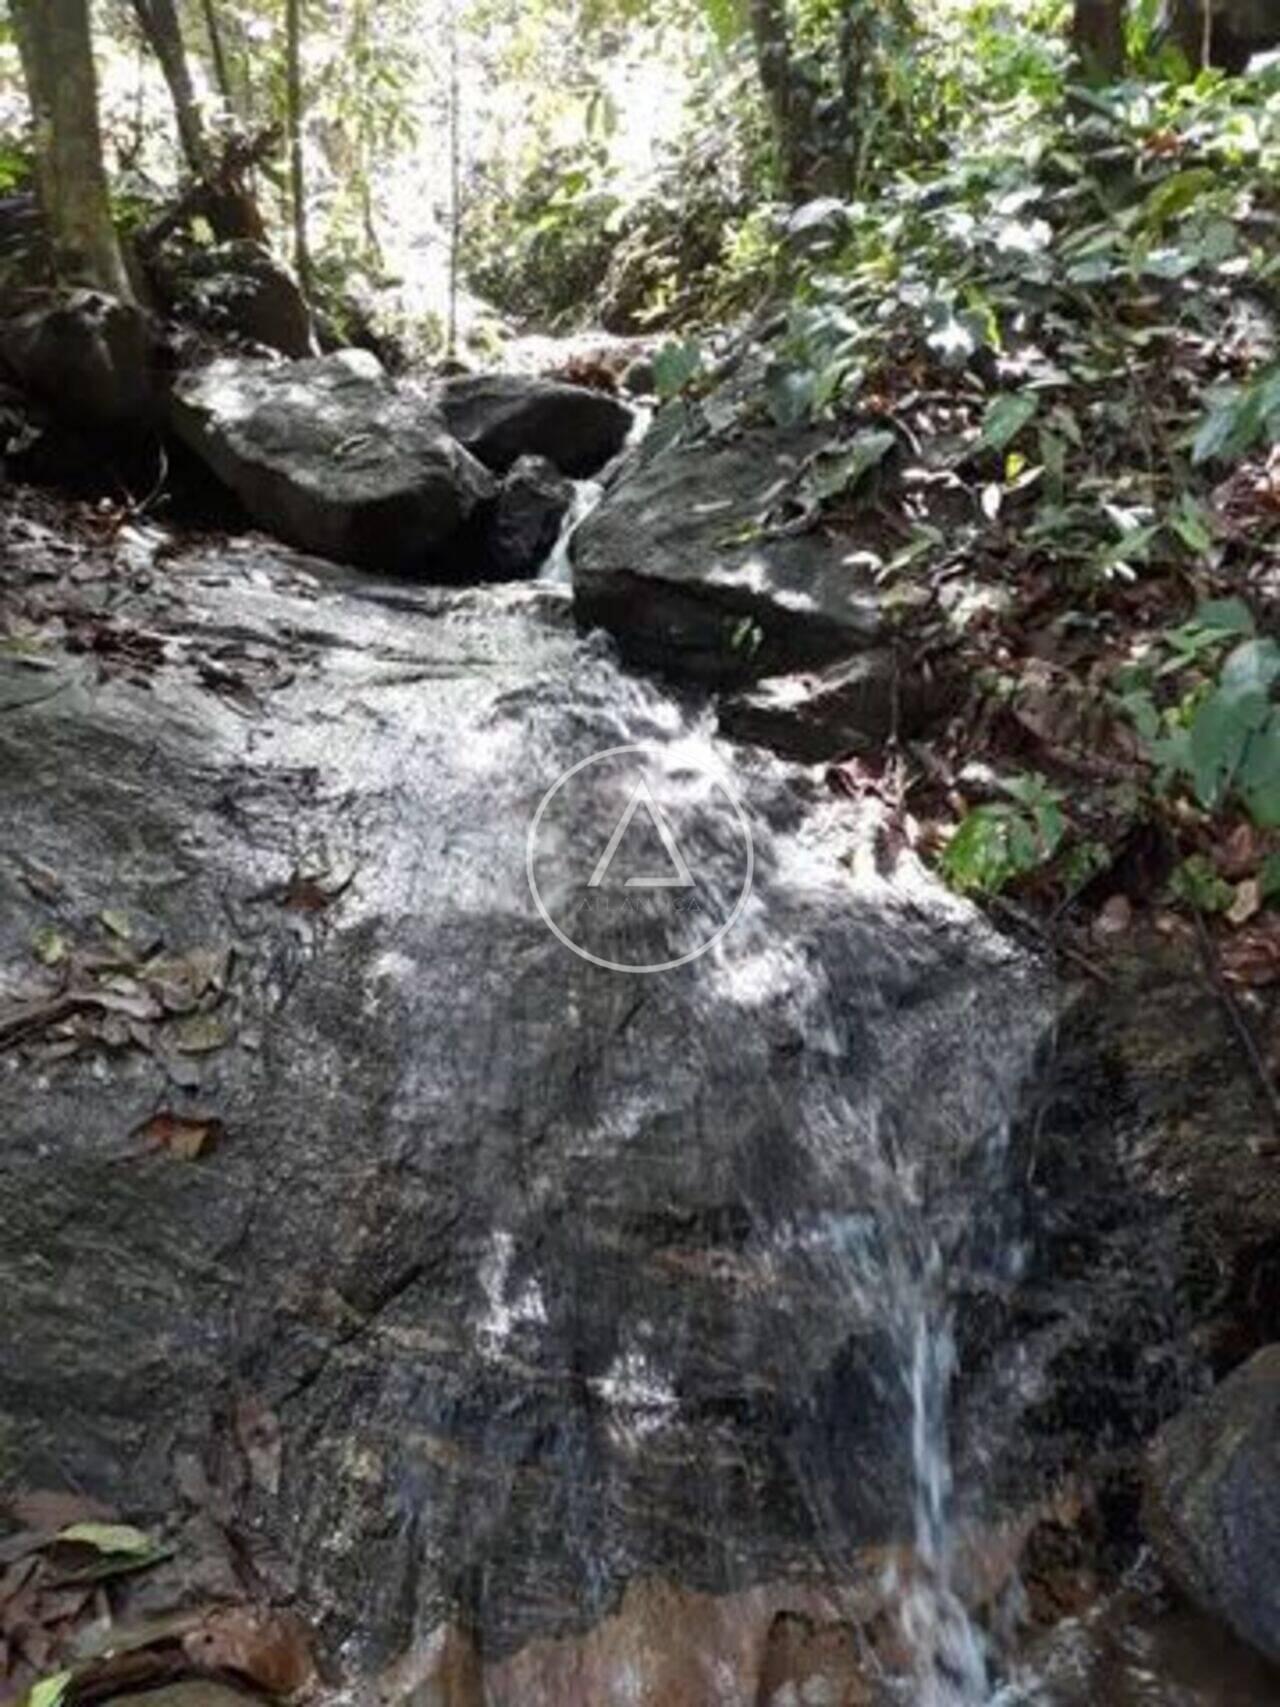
[0,1496,315,1707]
[0,929,235,1073]
[132,1113,225,1162]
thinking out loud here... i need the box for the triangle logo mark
[587,779,695,890]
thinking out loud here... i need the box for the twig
[1192,906,1280,1134]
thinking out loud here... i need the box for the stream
[1,482,1278,1704]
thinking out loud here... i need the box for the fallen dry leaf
[1092,894,1132,939]
[1219,914,1280,988]
[1216,822,1269,882]
[181,1606,315,1697]
[7,1496,116,1534]
[1226,879,1262,928]
[280,870,352,914]
[133,1112,225,1160]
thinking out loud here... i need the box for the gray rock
[1,289,161,427]
[436,373,631,477]
[168,350,495,574]
[163,239,316,358]
[571,421,885,688]
[718,651,954,760]
[1159,0,1280,70]
[1143,1345,1280,1663]
[0,518,1053,1674]
[487,453,572,578]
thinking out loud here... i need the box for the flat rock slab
[435,373,632,477]
[572,422,886,688]
[169,351,495,575]
[1144,1344,1280,1664]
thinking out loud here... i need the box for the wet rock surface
[168,350,495,574]
[571,419,886,688]
[0,497,1056,1677]
[485,453,573,578]
[1,493,1277,1703]
[718,651,955,761]
[435,372,632,477]
[1143,1345,1280,1665]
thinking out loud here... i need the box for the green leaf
[26,1672,73,1707]
[1142,168,1217,231]
[1169,494,1215,556]
[1169,854,1233,914]
[1261,852,1280,900]
[978,393,1039,454]
[809,430,896,501]
[1219,638,1280,704]
[651,340,703,401]
[31,926,68,967]
[57,1522,156,1556]
[1238,714,1280,828]
[1187,597,1254,640]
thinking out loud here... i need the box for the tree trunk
[131,0,263,241]
[199,0,235,110]
[285,0,311,298]
[748,0,811,200]
[1072,0,1127,79]
[11,0,133,297]
[447,0,460,359]
[129,0,208,175]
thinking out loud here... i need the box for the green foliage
[941,772,1067,895]
[461,142,623,325]
[1118,601,1280,830]
[1168,853,1234,913]
[977,392,1039,454]
[652,338,704,398]
[1193,364,1280,464]
[24,1672,72,1707]
[0,133,30,194]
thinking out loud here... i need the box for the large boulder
[0,508,1053,1683]
[1,289,162,428]
[571,420,887,688]
[485,453,572,578]
[169,350,495,574]
[1143,1346,1280,1664]
[158,240,316,358]
[435,373,632,478]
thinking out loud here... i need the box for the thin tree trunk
[285,0,311,298]
[447,1,460,360]
[129,0,209,175]
[11,0,133,297]
[199,0,235,110]
[349,0,381,266]
[1071,0,1127,79]
[748,0,808,199]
